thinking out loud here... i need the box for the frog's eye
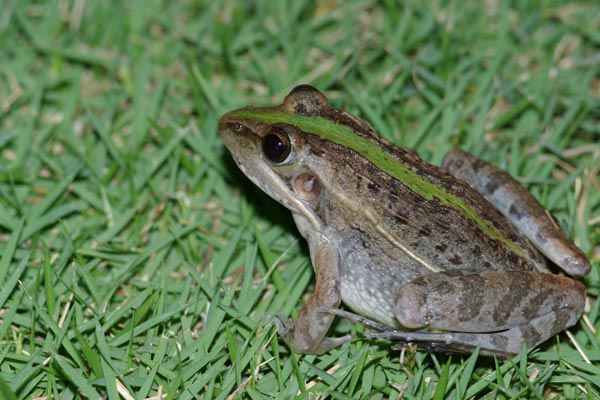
[262,127,292,164]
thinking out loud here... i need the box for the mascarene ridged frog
[219,85,590,357]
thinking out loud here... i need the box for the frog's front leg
[275,230,350,354]
[394,270,586,355]
[442,149,590,276]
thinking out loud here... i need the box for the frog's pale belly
[336,233,424,328]
[340,268,398,327]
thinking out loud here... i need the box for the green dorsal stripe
[229,108,526,257]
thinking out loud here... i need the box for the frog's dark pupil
[262,133,290,163]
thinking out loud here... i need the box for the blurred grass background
[0,0,599,398]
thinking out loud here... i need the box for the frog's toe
[273,314,293,336]
[318,335,353,351]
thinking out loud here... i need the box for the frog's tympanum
[219,85,590,357]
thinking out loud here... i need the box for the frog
[218,85,590,357]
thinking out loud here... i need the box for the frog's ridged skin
[219,85,589,357]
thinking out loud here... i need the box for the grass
[0,0,598,398]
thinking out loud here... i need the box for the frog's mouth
[219,121,322,232]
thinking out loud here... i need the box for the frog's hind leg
[366,310,575,357]
[392,270,585,355]
[427,310,580,357]
[442,149,590,276]
[327,306,572,357]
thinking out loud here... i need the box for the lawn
[0,1,599,398]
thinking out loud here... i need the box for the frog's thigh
[442,149,590,276]
[395,271,585,333]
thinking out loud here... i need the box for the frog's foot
[365,330,512,357]
[322,300,580,358]
[327,310,514,358]
[272,313,352,354]
[322,308,464,352]
[369,310,570,358]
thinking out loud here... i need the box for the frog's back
[312,143,550,327]
[303,130,549,277]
